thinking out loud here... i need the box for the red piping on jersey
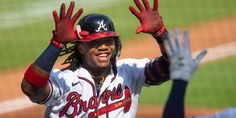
[78,76,96,96]
[111,74,117,82]
[40,80,53,104]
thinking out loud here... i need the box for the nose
[97,43,109,50]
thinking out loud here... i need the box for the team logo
[59,83,132,117]
[95,20,108,32]
[72,81,80,87]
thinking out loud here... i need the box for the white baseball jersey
[43,58,152,118]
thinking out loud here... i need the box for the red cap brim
[79,32,119,42]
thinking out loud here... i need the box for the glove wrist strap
[50,39,65,49]
[50,30,65,49]
[152,25,165,38]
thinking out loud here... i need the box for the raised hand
[164,29,207,81]
[129,0,165,36]
[52,1,83,44]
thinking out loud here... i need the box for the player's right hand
[164,29,207,82]
[51,1,83,44]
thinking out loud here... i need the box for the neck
[89,66,110,78]
[92,75,107,86]
[91,70,108,86]
[81,64,110,83]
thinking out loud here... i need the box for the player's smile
[78,37,115,70]
[96,53,109,62]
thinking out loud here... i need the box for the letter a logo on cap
[95,20,107,32]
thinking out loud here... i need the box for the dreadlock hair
[60,43,81,71]
[60,38,121,75]
[110,38,121,75]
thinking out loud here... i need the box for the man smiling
[21,0,171,117]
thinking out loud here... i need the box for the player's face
[78,37,115,71]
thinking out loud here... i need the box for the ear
[77,44,84,54]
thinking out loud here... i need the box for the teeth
[98,54,107,57]
[97,53,109,62]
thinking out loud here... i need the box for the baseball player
[163,29,236,118]
[21,0,170,117]
[162,29,236,118]
[162,29,207,118]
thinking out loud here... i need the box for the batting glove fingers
[52,1,83,44]
[164,28,207,82]
[129,0,165,35]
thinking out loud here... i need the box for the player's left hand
[164,29,207,82]
[129,0,165,35]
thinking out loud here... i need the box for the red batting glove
[51,1,83,46]
[129,0,165,37]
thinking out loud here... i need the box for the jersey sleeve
[117,57,169,87]
[144,56,169,86]
[43,69,74,106]
[144,29,170,86]
[117,58,149,87]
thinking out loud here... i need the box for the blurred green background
[0,0,236,110]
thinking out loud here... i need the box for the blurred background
[0,0,235,117]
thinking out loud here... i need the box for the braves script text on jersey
[43,58,153,118]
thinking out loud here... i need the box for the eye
[83,38,115,48]
[104,38,114,46]
[86,41,98,47]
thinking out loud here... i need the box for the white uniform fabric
[44,58,150,118]
[193,108,236,118]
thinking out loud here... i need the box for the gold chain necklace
[91,75,107,86]
[99,76,106,85]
